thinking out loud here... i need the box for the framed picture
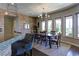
[38,22,39,28]
[0,28,2,32]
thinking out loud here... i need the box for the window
[55,18,61,33]
[42,21,45,31]
[65,16,73,37]
[77,14,79,37]
[47,20,52,33]
[24,24,30,29]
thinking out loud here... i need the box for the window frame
[24,23,30,30]
[47,20,53,33]
[41,21,45,31]
[65,15,73,37]
[76,13,79,38]
[55,17,62,33]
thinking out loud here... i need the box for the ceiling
[0,3,75,17]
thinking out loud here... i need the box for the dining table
[45,33,57,48]
[34,33,57,48]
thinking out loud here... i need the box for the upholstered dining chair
[40,31,48,47]
[11,33,33,56]
[50,33,61,48]
[34,33,41,44]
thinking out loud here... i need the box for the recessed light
[11,3,14,5]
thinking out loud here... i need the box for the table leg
[49,37,52,48]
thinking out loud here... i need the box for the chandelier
[38,8,50,20]
[5,3,18,16]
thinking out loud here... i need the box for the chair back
[57,33,61,43]
[24,33,33,42]
[58,33,61,39]
[51,31,56,35]
[34,33,40,39]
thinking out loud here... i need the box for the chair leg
[36,39,39,44]
[40,40,42,44]
[56,42,58,48]
[36,40,38,44]
[30,49,32,56]
[26,49,32,56]
[45,40,48,47]
[59,42,60,47]
[34,39,36,43]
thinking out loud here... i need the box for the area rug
[33,43,71,56]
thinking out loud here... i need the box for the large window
[65,16,73,37]
[77,14,79,37]
[24,23,30,29]
[42,21,45,31]
[47,20,52,33]
[55,18,61,33]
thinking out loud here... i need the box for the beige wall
[14,14,35,34]
[0,9,35,42]
[0,10,4,42]
[4,16,14,40]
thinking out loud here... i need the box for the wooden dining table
[45,33,57,48]
[34,33,57,48]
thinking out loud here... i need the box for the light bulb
[5,11,8,15]
[45,13,47,17]
[48,15,50,17]
[40,14,42,16]
[38,16,40,17]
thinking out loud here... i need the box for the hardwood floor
[67,45,79,56]
[32,48,48,56]
[33,42,79,56]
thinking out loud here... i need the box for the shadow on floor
[32,48,48,56]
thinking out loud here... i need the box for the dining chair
[50,33,61,48]
[34,33,41,44]
[40,31,48,47]
[24,33,33,56]
[11,40,26,56]
[11,33,33,56]
[12,42,32,56]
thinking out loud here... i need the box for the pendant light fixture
[38,8,50,20]
[5,3,18,16]
[5,3,9,15]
